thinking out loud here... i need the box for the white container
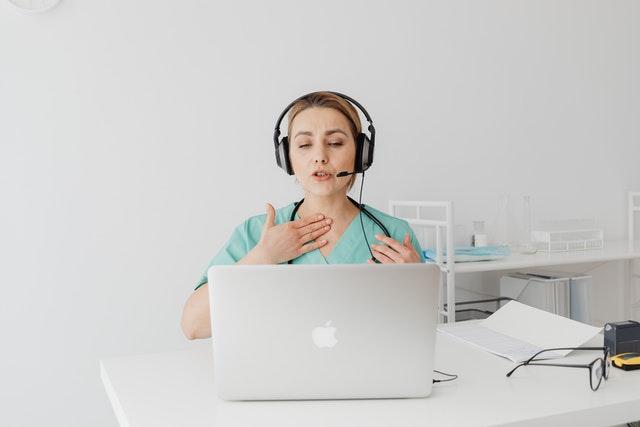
[472,220,488,247]
[500,271,591,323]
[531,229,604,252]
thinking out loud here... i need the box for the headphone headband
[273,91,375,149]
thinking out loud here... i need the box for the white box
[532,230,604,252]
[500,272,591,323]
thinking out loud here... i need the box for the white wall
[1,0,638,425]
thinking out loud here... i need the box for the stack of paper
[438,301,602,363]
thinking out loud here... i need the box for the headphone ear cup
[363,134,374,171]
[354,133,373,173]
[354,133,365,173]
[275,137,284,170]
[279,136,294,175]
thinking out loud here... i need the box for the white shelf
[453,240,640,273]
[398,191,640,322]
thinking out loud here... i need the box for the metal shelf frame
[389,200,456,322]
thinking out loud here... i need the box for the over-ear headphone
[273,91,376,176]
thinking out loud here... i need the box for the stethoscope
[287,196,392,264]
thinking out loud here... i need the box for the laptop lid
[208,263,440,400]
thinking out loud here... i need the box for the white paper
[438,301,602,363]
[438,322,556,362]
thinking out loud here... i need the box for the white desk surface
[101,329,640,427]
[453,240,640,273]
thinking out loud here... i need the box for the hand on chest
[318,220,351,257]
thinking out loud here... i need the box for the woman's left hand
[368,233,422,264]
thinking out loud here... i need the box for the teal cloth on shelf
[423,245,511,263]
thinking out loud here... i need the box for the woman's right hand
[253,203,332,264]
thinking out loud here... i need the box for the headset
[273,91,391,264]
[273,91,376,176]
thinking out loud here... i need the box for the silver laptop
[208,263,440,401]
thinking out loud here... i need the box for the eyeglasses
[506,347,611,391]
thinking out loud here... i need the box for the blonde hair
[287,91,361,191]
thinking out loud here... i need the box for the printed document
[438,301,602,362]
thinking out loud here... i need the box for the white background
[0,0,638,425]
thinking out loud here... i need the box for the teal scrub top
[194,203,425,290]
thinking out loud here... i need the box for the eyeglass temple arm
[506,363,526,377]
[507,347,608,377]
[525,347,607,364]
[506,361,591,377]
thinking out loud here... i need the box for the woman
[181,91,424,340]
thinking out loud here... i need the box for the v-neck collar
[295,209,362,264]
[325,212,363,263]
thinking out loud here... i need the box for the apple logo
[311,320,338,348]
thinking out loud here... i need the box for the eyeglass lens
[590,359,604,391]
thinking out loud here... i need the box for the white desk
[100,330,640,427]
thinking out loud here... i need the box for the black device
[604,320,640,355]
[273,91,390,264]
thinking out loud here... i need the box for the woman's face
[289,107,357,197]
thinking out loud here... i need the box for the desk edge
[100,360,131,427]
